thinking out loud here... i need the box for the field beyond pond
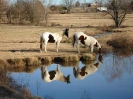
[0,12,133,65]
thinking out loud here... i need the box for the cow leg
[44,40,48,53]
[76,44,80,53]
[40,37,43,53]
[90,45,94,53]
[56,42,59,52]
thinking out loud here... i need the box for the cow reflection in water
[73,55,102,80]
[41,65,70,84]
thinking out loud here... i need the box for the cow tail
[40,36,43,49]
[72,35,76,47]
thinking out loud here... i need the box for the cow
[40,28,69,53]
[72,32,102,54]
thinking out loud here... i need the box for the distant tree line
[0,0,68,25]
[0,0,133,27]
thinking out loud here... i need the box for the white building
[97,7,107,11]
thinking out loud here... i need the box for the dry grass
[0,12,133,60]
[50,13,113,27]
[107,32,133,49]
[80,53,96,61]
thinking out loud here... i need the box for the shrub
[107,32,133,49]
[7,59,25,67]
[80,53,96,61]
[0,59,7,67]
[23,57,41,66]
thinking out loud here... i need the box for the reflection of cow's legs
[57,65,61,73]
[77,66,81,72]
[41,66,47,80]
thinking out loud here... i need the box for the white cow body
[41,65,70,84]
[73,32,102,54]
[40,28,69,52]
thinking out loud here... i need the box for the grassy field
[0,12,133,60]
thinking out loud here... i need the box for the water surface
[9,53,133,99]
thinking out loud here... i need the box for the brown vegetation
[0,67,40,99]
[107,32,133,49]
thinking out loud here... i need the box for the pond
[9,53,133,99]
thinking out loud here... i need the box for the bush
[80,53,96,61]
[107,32,133,49]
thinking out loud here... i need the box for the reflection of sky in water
[10,53,133,99]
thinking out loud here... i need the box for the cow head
[64,28,69,37]
[94,42,102,54]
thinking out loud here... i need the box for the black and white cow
[40,28,69,52]
[41,65,70,84]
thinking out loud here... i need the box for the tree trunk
[115,10,119,27]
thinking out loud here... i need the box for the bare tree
[41,0,53,26]
[6,0,45,25]
[75,1,80,7]
[32,0,45,25]
[0,0,8,22]
[62,0,75,13]
[95,0,106,7]
[84,0,86,12]
[105,0,131,27]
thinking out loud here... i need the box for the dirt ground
[0,12,133,60]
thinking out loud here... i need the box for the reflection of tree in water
[100,53,133,82]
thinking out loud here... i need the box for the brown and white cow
[40,28,69,53]
[72,32,102,54]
